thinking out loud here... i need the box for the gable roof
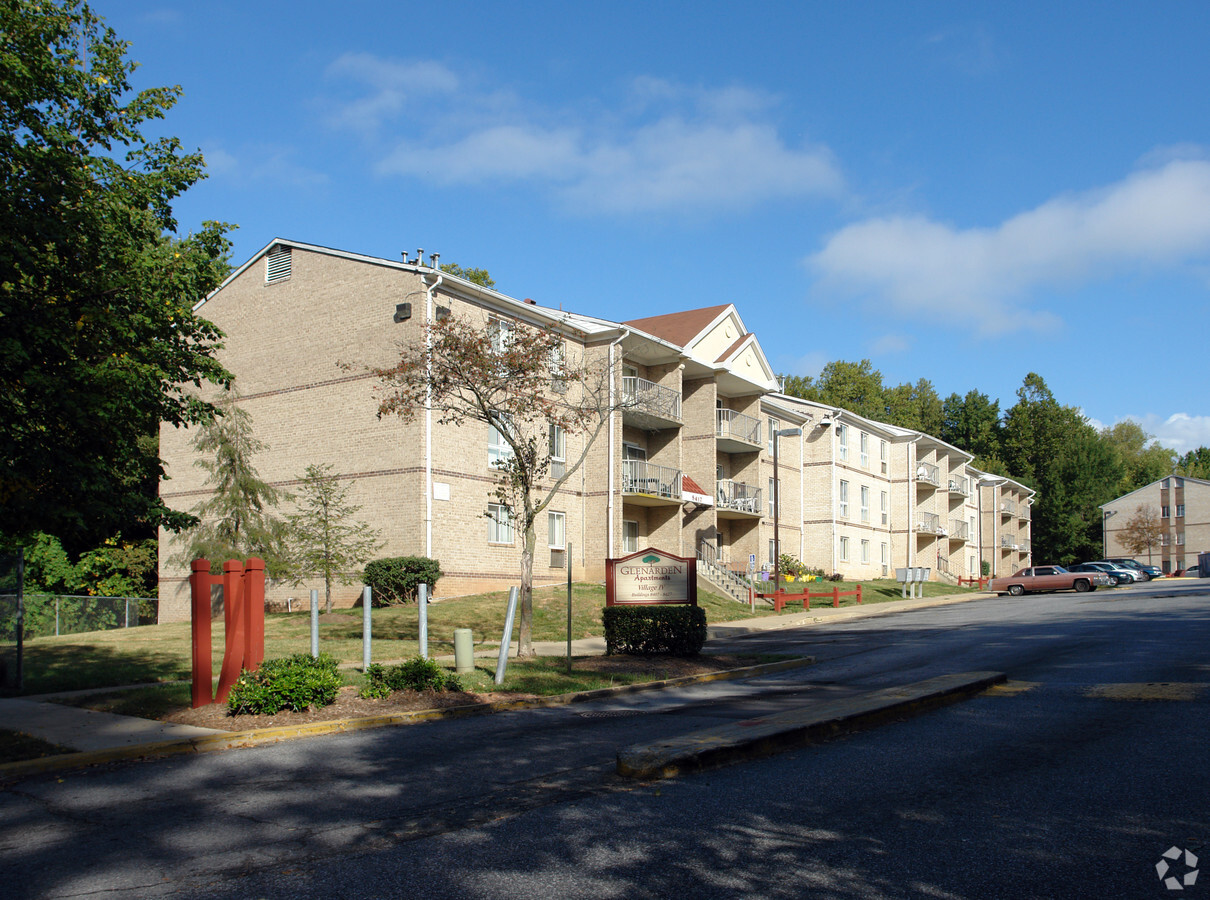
[623,305,732,348]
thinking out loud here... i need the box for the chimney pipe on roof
[416,249,424,267]
[430,252,440,268]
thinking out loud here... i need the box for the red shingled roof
[623,305,731,348]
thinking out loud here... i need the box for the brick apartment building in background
[156,239,1034,622]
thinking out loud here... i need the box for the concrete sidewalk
[2,589,985,777]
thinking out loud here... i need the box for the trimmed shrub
[359,656,461,698]
[227,652,341,716]
[602,605,707,657]
[363,556,443,606]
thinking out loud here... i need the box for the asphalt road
[2,581,1207,899]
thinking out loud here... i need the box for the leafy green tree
[0,0,232,551]
[780,373,820,402]
[1100,421,1175,494]
[1178,447,1210,479]
[810,360,887,420]
[76,537,157,598]
[941,390,1004,471]
[439,263,496,289]
[883,378,943,434]
[286,464,383,613]
[176,391,290,577]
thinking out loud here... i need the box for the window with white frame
[839,536,849,562]
[1177,533,1185,545]
[623,520,639,553]
[548,342,567,393]
[881,490,889,525]
[860,485,870,523]
[881,542,888,566]
[548,511,566,567]
[880,439,888,475]
[970,555,977,574]
[839,480,849,518]
[488,318,514,353]
[488,415,513,468]
[549,424,566,478]
[838,423,848,461]
[860,432,869,468]
[860,540,869,564]
[767,417,779,456]
[1162,505,1170,518]
[769,477,776,516]
[1177,504,1185,517]
[487,503,514,544]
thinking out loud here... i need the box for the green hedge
[363,556,442,606]
[226,652,342,716]
[359,657,461,699]
[602,605,707,656]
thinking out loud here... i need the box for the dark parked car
[1069,562,1135,585]
[1103,558,1162,580]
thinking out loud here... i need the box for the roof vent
[266,246,291,284]
[524,298,537,305]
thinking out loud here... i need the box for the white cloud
[868,333,911,356]
[329,59,843,215]
[201,144,328,188]
[1129,413,1210,455]
[809,157,1210,335]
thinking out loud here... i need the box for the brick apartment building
[156,239,1033,621]
[1102,475,1210,573]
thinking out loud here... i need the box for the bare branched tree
[1119,503,1163,564]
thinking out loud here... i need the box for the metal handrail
[717,479,762,513]
[716,408,761,445]
[621,460,682,499]
[622,376,682,421]
[917,511,941,533]
[916,462,940,486]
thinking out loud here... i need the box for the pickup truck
[988,565,1111,596]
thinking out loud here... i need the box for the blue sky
[101,1,1210,452]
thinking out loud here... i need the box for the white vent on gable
[266,246,292,284]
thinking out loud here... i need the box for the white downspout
[422,271,443,559]
[607,328,629,559]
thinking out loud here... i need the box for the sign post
[605,547,697,607]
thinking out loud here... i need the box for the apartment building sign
[606,548,698,607]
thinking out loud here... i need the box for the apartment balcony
[621,460,683,507]
[948,519,969,543]
[1018,507,1030,522]
[1019,540,1030,552]
[716,409,762,454]
[1000,534,1019,550]
[915,461,940,490]
[621,376,682,431]
[717,479,762,519]
[916,511,942,535]
[1000,499,1017,517]
[947,476,971,497]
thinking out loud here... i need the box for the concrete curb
[0,656,816,783]
[616,670,1007,780]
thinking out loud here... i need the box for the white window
[860,486,870,523]
[769,477,776,516]
[881,542,888,566]
[1177,533,1185,545]
[549,424,566,478]
[880,440,888,475]
[860,432,869,468]
[767,417,779,456]
[487,503,513,544]
[548,342,567,393]
[861,540,870,565]
[488,416,513,468]
[838,424,848,461]
[839,536,849,562]
[768,540,777,565]
[970,555,977,574]
[1177,504,1185,517]
[839,480,849,518]
[548,511,566,567]
[881,490,889,526]
[488,318,514,353]
[623,520,639,553]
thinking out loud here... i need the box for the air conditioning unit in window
[550,549,566,569]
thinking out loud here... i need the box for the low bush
[602,605,707,657]
[358,656,461,699]
[227,652,342,716]
[363,556,443,606]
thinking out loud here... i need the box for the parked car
[1102,558,1162,580]
[1069,561,1136,585]
[988,565,1111,596]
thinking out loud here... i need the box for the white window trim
[839,480,849,518]
[860,485,870,523]
[622,519,640,553]
[839,536,849,562]
[488,503,514,544]
[488,416,514,468]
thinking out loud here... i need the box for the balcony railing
[621,460,682,500]
[1000,499,1017,516]
[1000,534,1019,549]
[916,462,940,487]
[947,477,970,497]
[717,479,762,515]
[949,519,970,541]
[622,376,682,423]
[1018,506,1030,521]
[917,511,941,534]
[716,409,762,447]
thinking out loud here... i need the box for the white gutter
[422,271,443,558]
[607,328,630,558]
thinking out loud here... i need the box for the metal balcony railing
[916,462,940,486]
[949,519,970,540]
[917,511,941,533]
[621,460,682,499]
[1001,534,1019,549]
[717,479,762,514]
[716,409,761,446]
[1000,499,1017,516]
[947,476,970,496]
[622,376,682,423]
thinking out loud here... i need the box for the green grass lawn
[2,578,976,696]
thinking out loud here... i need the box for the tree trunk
[324,574,332,614]
[517,527,536,656]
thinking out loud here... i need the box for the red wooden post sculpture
[190,560,214,709]
[188,558,267,708]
